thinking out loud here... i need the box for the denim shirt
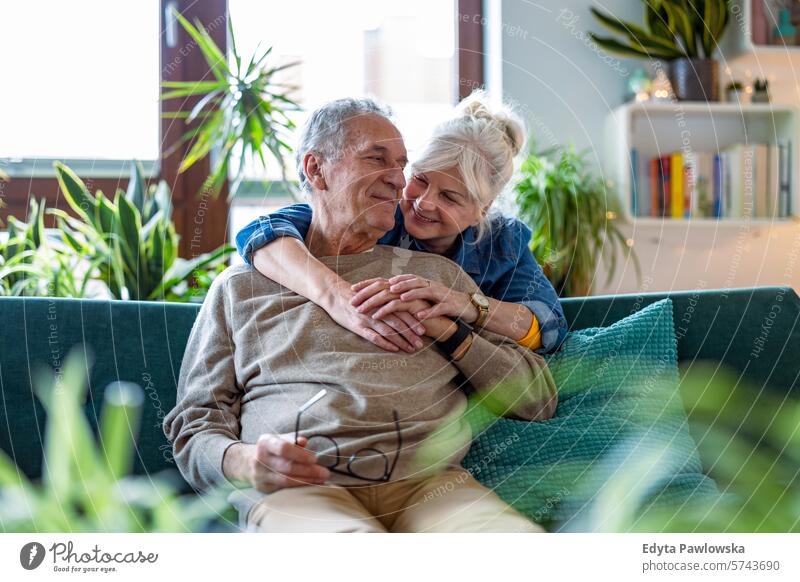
[236,203,568,353]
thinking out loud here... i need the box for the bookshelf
[723,0,800,58]
[605,101,798,222]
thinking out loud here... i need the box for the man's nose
[383,166,406,192]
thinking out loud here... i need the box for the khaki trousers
[246,469,543,533]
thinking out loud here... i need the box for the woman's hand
[322,279,425,353]
[351,277,458,341]
[353,274,479,324]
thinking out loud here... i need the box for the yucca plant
[162,10,300,197]
[0,347,235,532]
[514,145,639,297]
[590,0,730,60]
[52,161,234,301]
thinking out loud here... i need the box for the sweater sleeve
[163,274,243,492]
[449,268,558,421]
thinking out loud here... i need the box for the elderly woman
[236,91,567,355]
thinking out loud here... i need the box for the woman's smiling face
[399,165,483,251]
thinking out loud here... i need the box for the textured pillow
[462,298,717,529]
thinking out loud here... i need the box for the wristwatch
[470,292,490,328]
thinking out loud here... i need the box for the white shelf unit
[723,0,800,58]
[605,101,798,222]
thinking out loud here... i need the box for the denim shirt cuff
[521,299,568,354]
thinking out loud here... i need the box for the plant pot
[668,58,719,102]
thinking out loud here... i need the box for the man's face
[319,114,408,237]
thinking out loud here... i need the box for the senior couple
[164,92,567,533]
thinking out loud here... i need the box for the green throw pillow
[462,298,717,530]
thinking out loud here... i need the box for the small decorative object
[792,1,800,45]
[650,70,674,102]
[627,68,652,102]
[590,1,729,102]
[725,81,745,103]
[752,78,770,103]
[773,8,797,45]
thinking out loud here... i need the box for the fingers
[388,274,416,285]
[416,302,448,320]
[351,277,385,293]
[357,326,401,352]
[355,289,399,314]
[398,287,438,303]
[257,434,318,465]
[388,278,428,294]
[253,434,331,492]
[393,310,426,336]
[350,280,391,308]
[381,314,424,351]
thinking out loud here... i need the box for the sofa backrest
[1,285,797,482]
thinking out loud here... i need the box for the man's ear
[303,152,327,191]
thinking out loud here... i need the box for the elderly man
[163,98,557,533]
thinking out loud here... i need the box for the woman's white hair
[411,90,526,241]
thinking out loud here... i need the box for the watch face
[473,293,489,308]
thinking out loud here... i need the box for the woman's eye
[413,175,427,184]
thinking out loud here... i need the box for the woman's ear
[303,152,327,191]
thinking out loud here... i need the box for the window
[0,0,160,178]
[227,0,458,248]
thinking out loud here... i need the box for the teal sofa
[1,286,797,489]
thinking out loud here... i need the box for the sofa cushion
[462,298,718,529]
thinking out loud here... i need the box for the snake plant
[514,145,639,297]
[590,0,730,60]
[52,161,233,301]
[162,10,300,197]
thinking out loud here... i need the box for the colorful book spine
[630,149,639,217]
[661,155,671,218]
[713,153,722,218]
[650,158,660,217]
[671,153,684,218]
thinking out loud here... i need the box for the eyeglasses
[294,389,402,483]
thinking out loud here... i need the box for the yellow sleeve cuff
[516,314,542,350]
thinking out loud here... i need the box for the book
[630,149,639,217]
[650,157,660,217]
[767,144,780,219]
[754,144,769,217]
[713,153,723,218]
[661,155,671,218]
[639,151,651,217]
[671,153,684,218]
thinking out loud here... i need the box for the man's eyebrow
[363,144,408,166]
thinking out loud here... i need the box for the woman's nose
[416,190,437,211]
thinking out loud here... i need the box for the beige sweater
[163,245,557,525]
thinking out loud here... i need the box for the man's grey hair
[295,97,394,193]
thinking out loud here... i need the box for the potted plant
[513,145,639,297]
[0,348,235,532]
[725,80,745,103]
[162,11,301,198]
[752,78,770,103]
[590,1,730,101]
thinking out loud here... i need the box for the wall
[491,0,800,295]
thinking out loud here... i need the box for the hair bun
[456,90,526,157]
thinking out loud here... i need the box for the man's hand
[225,435,331,493]
[321,279,425,353]
[351,278,456,341]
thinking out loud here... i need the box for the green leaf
[149,244,233,300]
[171,10,229,83]
[126,160,147,215]
[54,162,97,226]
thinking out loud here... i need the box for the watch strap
[435,318,473,358]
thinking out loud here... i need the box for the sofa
[1,285,797,497]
